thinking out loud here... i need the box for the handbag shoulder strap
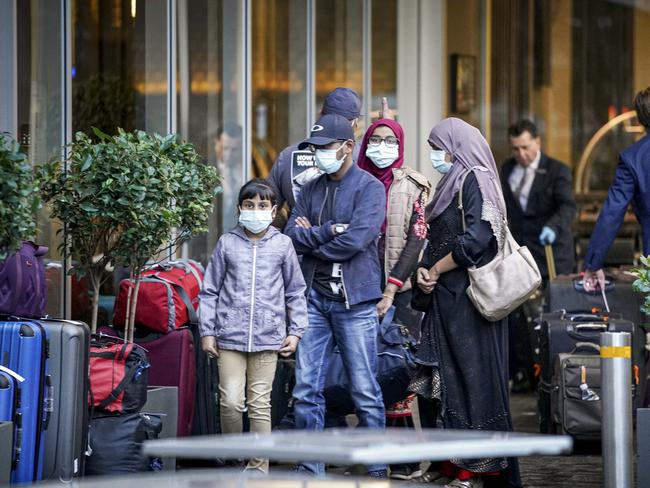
[457,170,475,233]
[457,167,508,238]
[149,274,199,325]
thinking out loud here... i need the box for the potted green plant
[0,134,41,261]
[632,256,650,320]
[40,129,220,336]
[109,130,221,342]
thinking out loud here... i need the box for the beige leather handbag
[458,172,542,322]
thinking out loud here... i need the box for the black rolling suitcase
[538,310,644,434]
[546,273,645,325]
[550,343,603,440]
[38,318,90,481]
[271,358,296,429]
[190,324,220,436]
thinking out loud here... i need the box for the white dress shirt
[508,151,541,211]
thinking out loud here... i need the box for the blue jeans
[293,289,385,475]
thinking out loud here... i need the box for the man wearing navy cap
[268,87,362,220]
[285,113,387,478]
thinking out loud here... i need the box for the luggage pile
[0,246,213,481]
[0,243,91,483]
[537,272,647,440]
[85,334,162,475]
[106,260,219,438]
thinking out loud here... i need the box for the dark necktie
[513,167,530,208]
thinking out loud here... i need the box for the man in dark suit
[501,119,577,277]
[584,86,650,292]
[501,119,577,391]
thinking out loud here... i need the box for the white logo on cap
[311,124,324,132]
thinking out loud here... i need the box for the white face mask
[239,208,274,234]
[430,149,452,174]
[365,142,399,169]
[315,143,347,174]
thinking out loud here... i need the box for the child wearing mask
[198,178,308,474]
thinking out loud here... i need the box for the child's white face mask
[239,208,274,234]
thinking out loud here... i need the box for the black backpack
[85,413,163,475]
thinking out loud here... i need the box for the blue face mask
[239,208,274,234]
[430,149,452,174]
[365,142,399,169]
[315,143,347,174]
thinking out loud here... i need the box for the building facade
[0,0,648,320]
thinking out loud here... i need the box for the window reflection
[316,0,364,132]
[16,0,64,318]
[252,0,308,178]
[72,0,168,136]
[179,0,245,266]
[371,0,397,120]
[69,0,169,324]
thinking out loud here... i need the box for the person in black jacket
[501,120,577,276]
[500,119,577,392]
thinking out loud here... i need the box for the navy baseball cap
[322,87,362,120]
[298,114,355,149]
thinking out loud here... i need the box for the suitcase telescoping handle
[566,322,609,342]
[544,245,557,281]
[569,314,603,322]
[572,341,601,354]
[574,277,615,293]
[574,323,608,331]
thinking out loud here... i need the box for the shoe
[242,466,267,477]
[289,464,316,476]
[389,463,423,480]
[366,469,388,479]
[412,469,453,485]
[444,477,485,488]
[510,370,532,394]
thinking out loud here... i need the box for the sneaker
[389,463,423,480]
[290,464,316,476]
[511,370,532,393]
[366,469,388,479]
[445,477,485,488]
[412,469,453,485]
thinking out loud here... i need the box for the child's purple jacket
[198,225,308,352]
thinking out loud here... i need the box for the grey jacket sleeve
[268,145,297,210]
[198,238,227,337]
[268,151,287,210]
[282,239,308,337]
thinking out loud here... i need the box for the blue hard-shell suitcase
[0,365,23,475]
[0,365,22,421]
[0,319,51,483]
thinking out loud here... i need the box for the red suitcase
[99,326,196,437]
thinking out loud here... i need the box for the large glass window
[16,0,65,318]
[446,0,483,130]
[371,0,398,119]
[72,0,168,136]
[252,0,308,177]
[178,0,246,266]
[316,0,364,133]
[70,0,169,323]
[485,0,648,171]
[478,0,650,267]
